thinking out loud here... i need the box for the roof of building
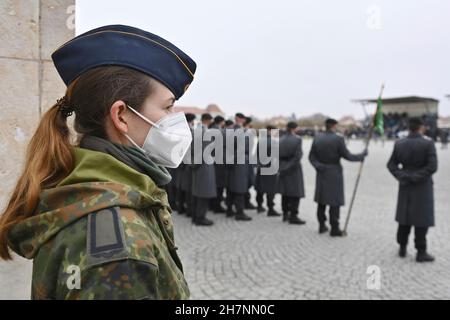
[339,115,359,126]
[174,104,225,115]
[173,106,204,114]
[353,96,439,104]
[206,104,223,113]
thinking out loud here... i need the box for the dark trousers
[282,196,300,220]
[245,191,252,206]
[256,192,275,210]
[317,204,340,229]
[184,191,194,217]
[213,187,225,209]
[397,224,428,252]
[226,190,233,210]
[227,191,245,213]
[193,197,210,222]
[165,183,177,209]
[177,189,186,211]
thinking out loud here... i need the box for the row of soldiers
[166,112,265,226]
[165,113,438,262]
[164,113,368,237]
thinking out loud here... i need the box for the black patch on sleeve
[86,206,129,268]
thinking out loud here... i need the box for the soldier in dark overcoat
[210,115,227,213]
[387,117,438,262]
[225,113,252,221]
[278,122,306,224]
[244,117,257,210]
[309,118,367,236]
[176,113,196,216]
[255,125,281,216]
[191,113,216,226]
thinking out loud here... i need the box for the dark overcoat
[179,128,194,193]
[226,125,249,194]
[166,167,178,187]
[387,132,437,227]
[277,133,305,198]
[247,130,256,188]
[308,131,365,206]
[255,135,279,194]
[191,125,217,198]
[210,124,228,189]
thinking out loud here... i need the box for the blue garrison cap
[51,24,196,99]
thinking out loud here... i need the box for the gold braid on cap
[56,96,74,117]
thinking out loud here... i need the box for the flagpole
[342,83,385,236]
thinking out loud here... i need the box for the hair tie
[57,96,74,117]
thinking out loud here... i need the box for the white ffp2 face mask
[122,104,192,168]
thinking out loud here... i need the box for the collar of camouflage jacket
[78,134,172,187]
[7,147,171,259]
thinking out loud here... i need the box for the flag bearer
[309,118,367,236]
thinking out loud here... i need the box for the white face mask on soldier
[122,104,192,168]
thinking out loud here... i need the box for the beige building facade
[0,0,75,209]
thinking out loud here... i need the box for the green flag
[374,96,384,135]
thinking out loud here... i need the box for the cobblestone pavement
[1,139,449,299]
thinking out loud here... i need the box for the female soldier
[0,25,196,299]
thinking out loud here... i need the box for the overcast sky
[76,0,450,119]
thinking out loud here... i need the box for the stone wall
[0,0,75,208]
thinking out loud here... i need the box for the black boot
[257,206,266,213]
[226,208,235,217]
[399,245,407,258]
[289,214,306,225]
[214,205,227,214]
[194,217,214,226]
[416,251,435,263]
[267,208,281,217]
[330,226,343,237]
[289,208,306,225]
[282,212,289,222]
[235,211,252,221]
[319,224,329,234]
[245,202,257,210]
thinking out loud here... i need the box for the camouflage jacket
[7,147,190,300]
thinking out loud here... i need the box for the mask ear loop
[126,104,160,129]
[122,104,155,152]
[123,132,147,153]
[127,105,191,138]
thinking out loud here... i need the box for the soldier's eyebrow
[163,97,176,109]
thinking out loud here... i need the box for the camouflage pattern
[7,147,189,299]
